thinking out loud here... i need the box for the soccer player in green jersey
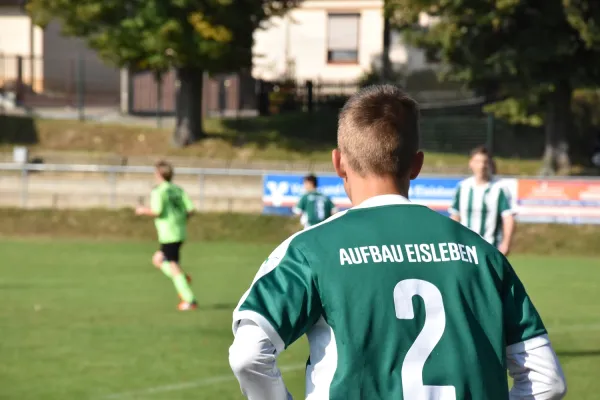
[449,146,516,256]
[229,85,566,399]
[135,160,197,311]
[293,174,336,229]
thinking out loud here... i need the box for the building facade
[252,0,430,83]
[0,0,120,95]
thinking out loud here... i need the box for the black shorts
[160,242,183,263]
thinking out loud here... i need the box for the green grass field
[1,239,599,399]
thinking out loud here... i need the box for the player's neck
[348,176,409,206]
[474,176,491,186]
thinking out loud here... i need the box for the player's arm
[182,191,195,220]
[448,184,461,222]
[498,189,516,256]
[229,238,322,400]
[328,196,338,215]
[136,189,162,217]
[292,194,306,216]
[502,259,567,399]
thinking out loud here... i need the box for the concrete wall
[0,173,264,212]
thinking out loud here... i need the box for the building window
[327,13,360,64]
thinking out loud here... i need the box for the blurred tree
[386,0,600,174]
[27,0,302,146]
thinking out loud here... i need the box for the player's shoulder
[457,176,475,188]
[489,178,509,194]
[271,210,350,258]
[151,183,165,194]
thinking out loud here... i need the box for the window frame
[326,12,361,65]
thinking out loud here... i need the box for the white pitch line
[101,322,600,399]
[102,364,306,399]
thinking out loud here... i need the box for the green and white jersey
[449,177,514,247]
[293,190,335,228]
[233,195,547,400]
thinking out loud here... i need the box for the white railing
[0,162,321,211]
[1,162,597,212]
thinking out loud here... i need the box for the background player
[229,85,565,399]
[292,174,336,229]
[135,160,197,311]
[449,146,516,256]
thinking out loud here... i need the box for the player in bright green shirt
[293,174,336,229]
[136,160,197,311]
[229,85,566,399]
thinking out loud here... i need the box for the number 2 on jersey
[316,198,325,220]
[393,279,456,400]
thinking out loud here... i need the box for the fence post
[109,170,117,208]
[306,80,313,113]
[120,68,131,114]
[198,171,205,211]
[76,54,85,121]
[486,113,495,155]
[155,71,163,128]
[16,55,24,106]
[20,164,28,208]
[257,79,269,116]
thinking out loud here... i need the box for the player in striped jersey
[449,146,515,255]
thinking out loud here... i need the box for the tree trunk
[173,67,204,147]
[541,80,572,175]
[381,14,392,83]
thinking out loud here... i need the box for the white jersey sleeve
[507,337,567,399]
[229,320,292,400]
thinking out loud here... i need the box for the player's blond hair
[338,84,420,178]
[155,160,174,182]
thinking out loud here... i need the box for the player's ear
[332,148,346,180]
[409,151,424,180]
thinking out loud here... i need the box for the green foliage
[268,80,299,114]
[357,62,405,88]
[484,97,544,127]
[573,88,600,127]
[387,0,600,116]
[27,0,302,73]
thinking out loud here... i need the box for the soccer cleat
[178,301,198,311]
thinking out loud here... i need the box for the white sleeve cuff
[502,209,517,217]
[507,337,567,399]
[233,309,286,353]
[506,334,550,355]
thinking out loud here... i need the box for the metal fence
[3,163,595,214]
[0,54,121,112]
[0,163,293,212]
